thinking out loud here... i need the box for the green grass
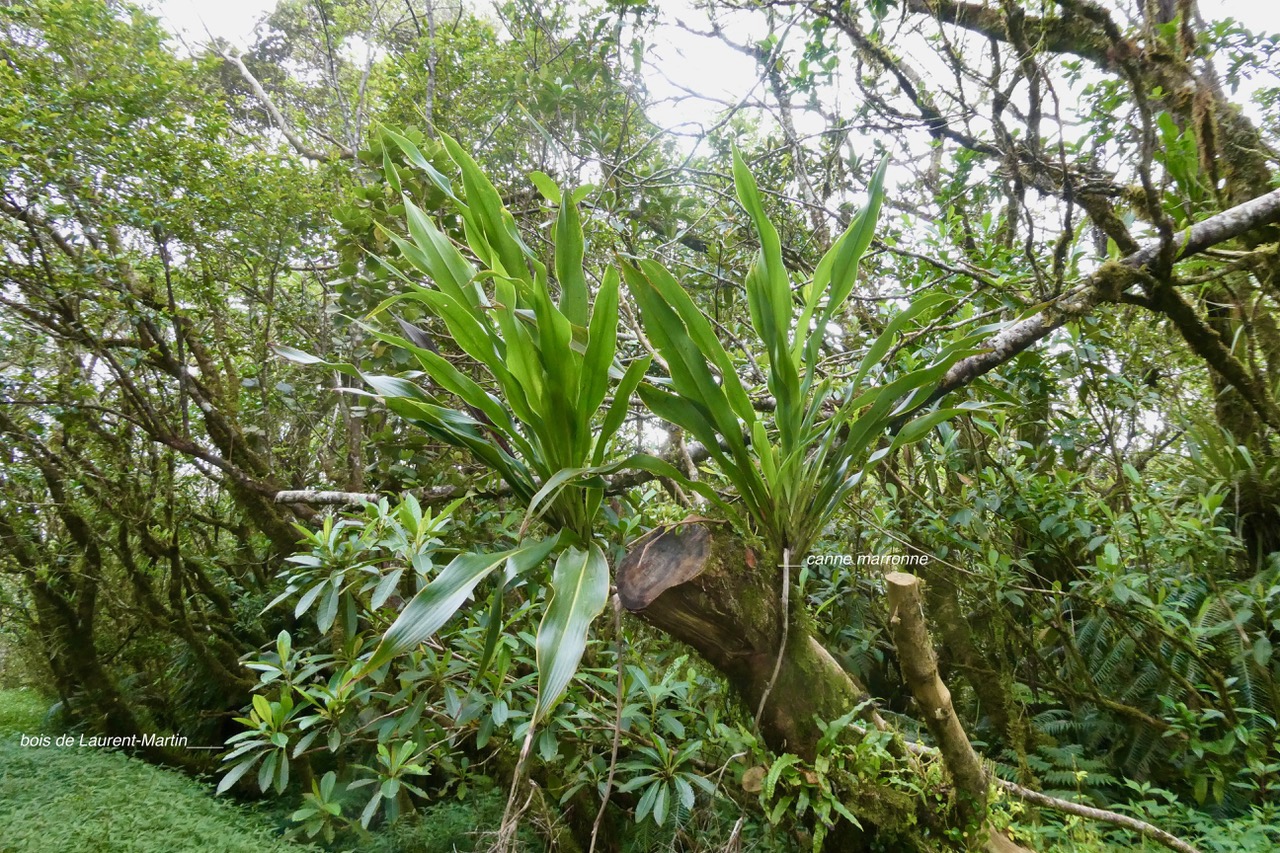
[0,691,531,853]
[0,688,52,736]
[0,732,322,853]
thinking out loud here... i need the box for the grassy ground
[18,686,1267,853]
[0,688,321,853]
[0,688,524,853]
[0,687,48,735]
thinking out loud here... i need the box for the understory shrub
[362,789,532,853]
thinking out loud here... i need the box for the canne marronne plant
[274,128,657,730]
[265,132,983,773]
[622,147,987,561]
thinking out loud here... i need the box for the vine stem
[753,547,791,730]
[882,729,1203,853]
[588,595,625,853]
[495,724,536,853]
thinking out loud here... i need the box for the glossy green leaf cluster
[624,148,984,557]
[280,132,976,731]
[289,130,642,720]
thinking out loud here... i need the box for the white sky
[152,0,1279,132]
[151,0,271,49]
[152,1,1278,58]
[149,0,1269,47]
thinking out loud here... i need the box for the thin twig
[995,779,1201,853]
[753,547,791,729]
[588,595,626,853]
[215,48,354,162]
[495,726,537,853]
[882,729,1203,853]
[723,816,744,852]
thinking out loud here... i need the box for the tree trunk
[618,523,933,849]
[617,523,870,757]
[886,572,989,837]
[615,524,1053,852]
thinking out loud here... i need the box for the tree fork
[616,523,870,758]
[618,524,944,851]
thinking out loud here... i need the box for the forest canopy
[2,1,1280,851]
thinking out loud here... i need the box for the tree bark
[617,528,1061,852]
[886,572,989,837]
[932,185,1280,404]
[617,523,871,758]
[618,524,931,849]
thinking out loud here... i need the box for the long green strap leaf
[378,396,534,495]
[555,191,589,326]
[851,292,952,394]
[592,356,651,466]
[797,158,889,378]
[731,147,791,360]
[400,195,483,310]
[441,133,539,287]
[622,264,753,464]
[732,148,800,448]
[633,259,755,426]
[532,265,577,411]
[362,328,514,432]
[523,464,610,535]
[636,384,767,518]
[381,127,457,201]
[580,267,620,432]
[358,536,559,679]
[534,544,610,721]
[819,156,889,326]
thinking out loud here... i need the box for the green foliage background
[2,0,1280,851]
